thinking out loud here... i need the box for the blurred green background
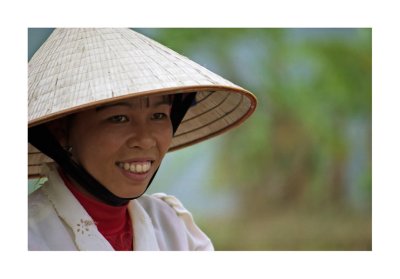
[28,28,372,251]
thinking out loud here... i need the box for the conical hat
[28,28,257,177]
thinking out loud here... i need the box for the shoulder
[136,193,214,251]
[137,193,190,218]
[28,187,71,250]
[136,193,195,232]
[28,187,53,220]
[137,193,204,230]
[136,193,177,212]
[28,183,79,251]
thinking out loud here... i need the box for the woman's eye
[151,113,168,120]
[108,115,129,123]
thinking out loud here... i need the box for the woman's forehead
[96,95,172,111]
[126,95,171,106]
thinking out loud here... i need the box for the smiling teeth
[118,161,151,173]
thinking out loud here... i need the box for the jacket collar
[42,164,160,251]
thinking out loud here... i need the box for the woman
[28,28,257,250]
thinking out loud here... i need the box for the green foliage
[145,28,372,250]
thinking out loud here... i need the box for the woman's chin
[110,183,148,199]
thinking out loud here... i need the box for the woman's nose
[126,124,156,150]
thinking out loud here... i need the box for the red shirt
[59,170,134,251]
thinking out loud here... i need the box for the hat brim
[28,85,256,177]
[28,28,257,177]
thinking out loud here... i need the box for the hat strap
[29,124,132,206]
[140,92,197,191]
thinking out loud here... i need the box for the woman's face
[67,95,173,198]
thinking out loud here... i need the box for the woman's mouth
[116,161,153,174]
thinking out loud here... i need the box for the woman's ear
[46,118,69,147]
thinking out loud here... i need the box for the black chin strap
[145,92,196,189]
[29,124,132,206]
[28,92,196,206]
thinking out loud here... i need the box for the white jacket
[28,165,214,251]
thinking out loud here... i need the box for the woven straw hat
[28,28,257,177]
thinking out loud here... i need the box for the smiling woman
[27,28,257,251]
[64,95,174,199]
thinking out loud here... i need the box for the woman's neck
[58,168,134,250]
